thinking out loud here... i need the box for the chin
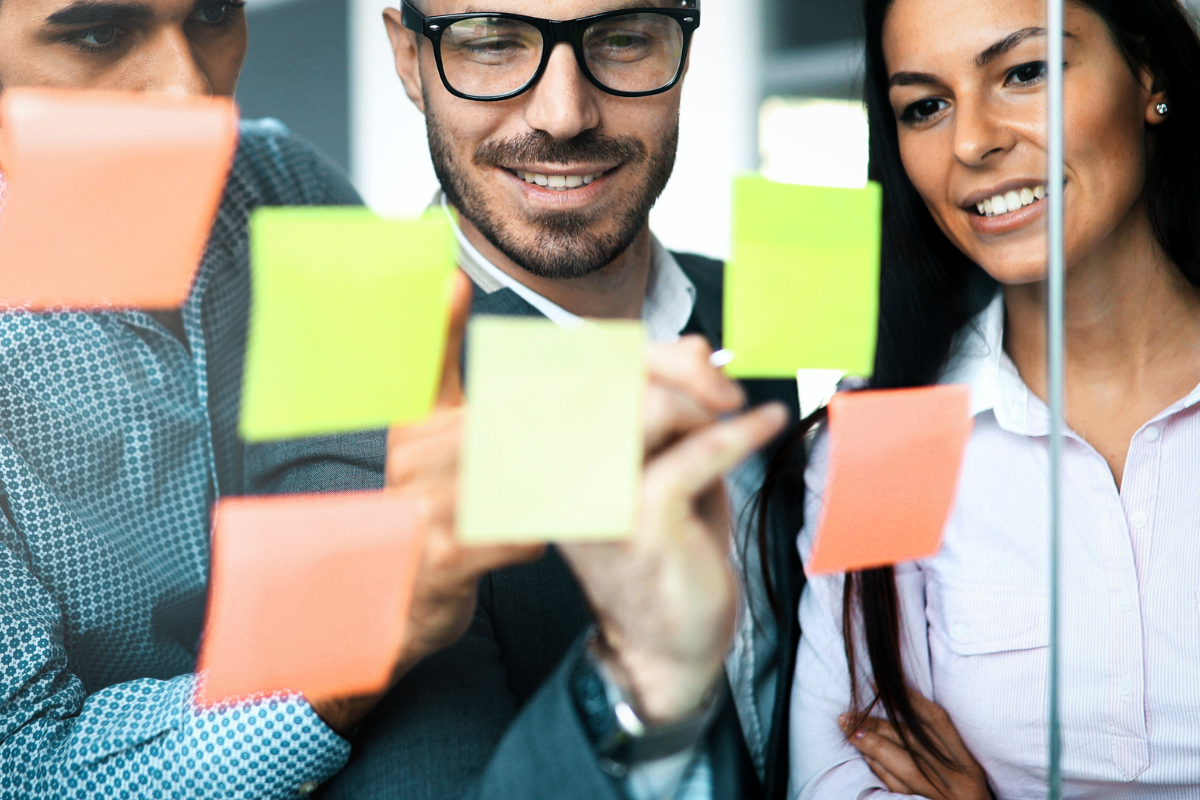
[977,261,1050,286]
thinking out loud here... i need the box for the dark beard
[426,103,678,281]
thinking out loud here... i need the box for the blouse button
[1143,426,1161,442]
[1130,511,1148,529]
[1118,676,1134,698]
[951,623,968,642]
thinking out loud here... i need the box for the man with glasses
[249,2,802,799]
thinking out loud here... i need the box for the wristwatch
[569,627,725,779]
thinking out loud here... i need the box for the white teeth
[514,169,606,191]
[976,184,1047,217]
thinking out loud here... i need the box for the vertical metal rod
[1046,0,1065,798]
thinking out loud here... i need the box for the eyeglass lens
[438,13,685,99]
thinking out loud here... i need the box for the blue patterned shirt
[0,120,361,799]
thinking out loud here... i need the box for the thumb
[437,270,472,407]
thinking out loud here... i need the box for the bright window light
[759,97,869,189]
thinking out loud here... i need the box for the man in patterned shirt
[0,2,377,797]
[0,4,772,800]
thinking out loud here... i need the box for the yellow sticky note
[724,176,882,378]
[240,208,455,442]
[458,318,645,544]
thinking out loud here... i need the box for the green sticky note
[458,318,645,545]
[724,176,882,378]
[240,207,456,442]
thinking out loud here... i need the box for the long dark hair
[757,0,1200,770]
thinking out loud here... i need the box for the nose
[521,42,601,141]
[951,95,1016,166]
[129,29,212,97]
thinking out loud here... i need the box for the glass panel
[582,13,683,93]
[1046,0,1066,797]
[761,0,857,51]
[438,16,543,98]
[758,97,868,189]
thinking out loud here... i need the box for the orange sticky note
[195,492,425,707]
[807,386,973,575]
[0,88,238,310]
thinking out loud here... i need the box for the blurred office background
[237,0,876,260]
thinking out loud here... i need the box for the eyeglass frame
[400,0,701,102]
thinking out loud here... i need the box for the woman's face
[882,0,1165,285]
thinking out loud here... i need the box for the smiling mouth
[972,184,1046,217]
[508,168,611,191]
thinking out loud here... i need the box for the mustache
[474,130,646,168]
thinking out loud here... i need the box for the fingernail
[764,401,788,420]
[837,714,848,727]
[854,730,866,740]
[709,349,735,369]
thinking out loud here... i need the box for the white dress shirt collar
[440,194,697,343]
[938,291,1037,433]
[941,290,1200,438]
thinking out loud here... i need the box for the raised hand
[312,272,543,734]
[559,336,789,723]
[385,270,546,674]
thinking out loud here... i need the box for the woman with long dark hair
[773,0,1200,797]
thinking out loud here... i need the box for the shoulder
[670,251,724,298]
[231,119,363,208]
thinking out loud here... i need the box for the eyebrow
[449,0,666,14]
[888,26,1071,88]
[974,26,1044,68]
[888,71,939,88]
[45,1,155,25]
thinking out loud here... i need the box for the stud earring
[1156,102,1170,115]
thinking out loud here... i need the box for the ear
[1139,64,1168,125]
[383,6,426,114]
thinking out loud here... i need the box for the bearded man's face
[411,0,686,280]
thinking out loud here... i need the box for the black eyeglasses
[401,0,700,102]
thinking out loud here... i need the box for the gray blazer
[244,253,803,800]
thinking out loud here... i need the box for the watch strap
[569,627,725,777]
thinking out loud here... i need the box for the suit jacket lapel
[674,253,804,799]
[471,284,544,318]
